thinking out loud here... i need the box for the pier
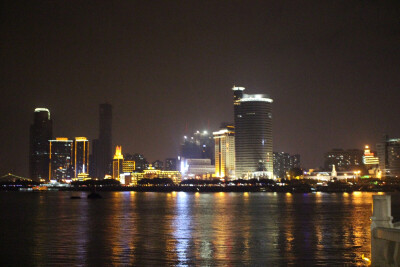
[371,195,400,266]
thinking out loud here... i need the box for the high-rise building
[90,139,100,178]
[49,138,73,181]
[213,125,235,179]
[233,86,273,179]
[324,149,363,171]
[73,137,89,177]
[377,136,400,178]
[113,146,124,179]
[273,152,301,179]
[29,108,53,182]
[92,103,112,179]
[181,130,214,163]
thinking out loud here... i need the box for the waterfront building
[73,137,89,177]
[180,130,214,164]
[49,138,73,182]
[324,148,363,171]
[29,108,53,182]
[112,146,124,180]
[180,158,215,179]
[213,125,235,179]
[119,173,133,185]
[130,165,182,184]
[377,136,400,178]
[92,103,112,179]
[273,152,301,179]
[165,158,178,171]
[233,86,273,179]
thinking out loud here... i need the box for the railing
[371,195,400,266]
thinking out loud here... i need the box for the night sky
[1,1,399,176]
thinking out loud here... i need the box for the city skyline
[1,1,399,176]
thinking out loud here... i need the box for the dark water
[1,191,400,266]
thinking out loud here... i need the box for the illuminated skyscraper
[73,137,89,177]
[49,138,73,181]
[113,146,124,179]
[233,86,273,179]
[213,125,235,179]
[29,108,53,182]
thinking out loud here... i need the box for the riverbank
[2,178,400,193]
[2,184,398,193]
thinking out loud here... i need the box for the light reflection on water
[1,191,399,266]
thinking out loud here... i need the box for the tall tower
[233,86,273,179]
[29,108,53,182]
[113,146,124,180]
[213,125,235,179]
[97,103,112,178]
[49,138,73,181]
[73,137,89,177]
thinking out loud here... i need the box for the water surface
[1,191,399,266]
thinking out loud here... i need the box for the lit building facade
[324,149,363,171]
[213,125,235,179]
[180,158,215,179]
[49,138,73,181]
[122,160,135,173]
[233,86,273,179]
[362,145,381,178]
[377,136,400,178]
[112,146,124,180]
[30,108,53,182]
[130,166,182,184]
[73,137,89,177]
[363,145,379,166]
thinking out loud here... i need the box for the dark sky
[1,0,399,176]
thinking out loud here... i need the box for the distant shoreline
[5,185,399,193]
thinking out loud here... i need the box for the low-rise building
[180,158,215,179]
[130,165,181,184]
